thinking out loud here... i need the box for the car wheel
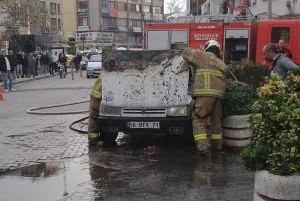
[87,75,90,79]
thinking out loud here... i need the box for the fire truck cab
[256,19,300,65]
[145,15,257,64]
[145,15,300,65]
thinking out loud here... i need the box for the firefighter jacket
[181,48,228,99]
[90,75,102,100]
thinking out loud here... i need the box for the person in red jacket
[278,40,292,59]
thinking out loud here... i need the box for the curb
[1,74,59,87]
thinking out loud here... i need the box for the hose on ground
[26,99,90,134]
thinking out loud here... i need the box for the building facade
[62,0,77,41]
[75,0,164,51]
[249,0,300,16]
[40,0,63,42]
[189,0,246,16]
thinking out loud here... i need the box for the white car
[86,54,102,78]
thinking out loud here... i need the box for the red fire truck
[145,15,300,65]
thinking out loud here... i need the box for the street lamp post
[56,0,59,44]
[268,0,272,19]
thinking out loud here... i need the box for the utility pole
[268,0,272,19]
[56,0,59,44]
[100,0,104,48]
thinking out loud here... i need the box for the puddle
[0,145,255,201]
[0,157,94,201]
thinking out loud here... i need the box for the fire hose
[26,99,90,134]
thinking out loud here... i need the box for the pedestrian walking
[263,43,299,82]
[8,50,18,81]
[40,52,50,75]
[177,40,227,154]
[0,50,16,92]
[73,52,82,73]
[28,53,36,78]
[16,51,23,78]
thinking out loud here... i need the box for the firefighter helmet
[201,40,220,52]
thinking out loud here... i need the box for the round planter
[253,170,300,201]
[222,115,251,150]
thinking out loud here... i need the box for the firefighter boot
[193,118,211,154]
[210,98,223,151]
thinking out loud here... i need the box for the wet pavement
[0,72,255,201]
[0,146,254,201]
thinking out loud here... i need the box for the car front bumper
[98,116,192,136]
[87,69,101,77]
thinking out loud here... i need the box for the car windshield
[89,55,102,62]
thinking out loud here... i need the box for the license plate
[127,122,160,129]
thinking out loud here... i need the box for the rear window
[271,27,290,43]
[89,54,102,62]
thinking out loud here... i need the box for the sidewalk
[1,74,58,87]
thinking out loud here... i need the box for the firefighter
[177,40,228,154]
[88,75,102,145]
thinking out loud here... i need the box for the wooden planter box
[253,170,300,201]
[222,115,251,150]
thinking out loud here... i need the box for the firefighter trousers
[192,96,223,154]
[88,96,101,142]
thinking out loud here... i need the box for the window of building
[50,3,56,14]
[102,17,117,25]
[102,1,115,9]
[40,1,46,9]
[79,1,88,9]
[271,27,290,43]
[129,19,141,27]
[117,2,127,11]
[145,0,151,3]
[143,5,150,13]
[79,17,88,26]
[153,6,161,14]
[117,18,127,26]
[128,4,140,12]
[51,18,56,29]
[58,4,61,15]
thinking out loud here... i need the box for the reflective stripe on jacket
[90,75,102,99]
[182,48,227,99]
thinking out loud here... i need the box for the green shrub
[222,61,271,117]
[241,73,300,176]
[223,80,254,117]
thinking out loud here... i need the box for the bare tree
[0,0,47,50]
[166,0,186,14]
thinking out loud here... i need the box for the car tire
[87,75,90,79]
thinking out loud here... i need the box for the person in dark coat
[21,52,29,77]
[40,52,50,75]
[58,52,67,76]
[0,50,16,92]
[16,51,23,78]
[8,50,18,80]
[73,52,82,73]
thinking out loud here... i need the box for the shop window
[271,27,290,43]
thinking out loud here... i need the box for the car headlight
[166,106,193,117]
[99,105,121,116]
